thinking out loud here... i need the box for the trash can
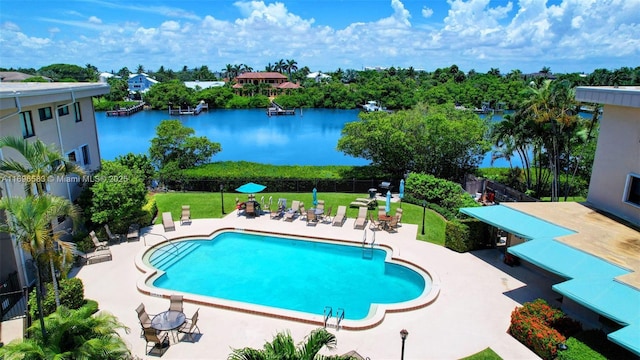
[368,188,377,198]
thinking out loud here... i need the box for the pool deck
[72,210,554,359]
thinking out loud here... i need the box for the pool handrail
[143,232,180,256]
[323,306,332,328]
[336,308,345,331]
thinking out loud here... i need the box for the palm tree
[265,63,275,72]
[0,136,85,309]
[0,195,80,341]
[136,64,145,74]
[285,59,298,81]
[0,305,130,359]
[0,136,86,196]
[275,59,286,73]
[229,328,349,360]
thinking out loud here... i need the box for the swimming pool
[140,230,437,327]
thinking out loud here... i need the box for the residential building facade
[0,82,109,291]
[128,73,158,93]
[233,72,300,97]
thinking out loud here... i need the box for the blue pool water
[149,231,428,320]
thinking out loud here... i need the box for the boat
[361,100,381,112]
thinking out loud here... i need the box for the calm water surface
[96,108,512,167]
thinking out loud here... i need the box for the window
[38,107,53,121]
[74,102,82,122]
[67,151,77,163]
[81,145,90,165]
[58,106,69,116]
[623,174,640,207]
[20,111,35,138]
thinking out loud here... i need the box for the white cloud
[422,7,434,18]
[88,16,102,24]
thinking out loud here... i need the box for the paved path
[73,210,551,359]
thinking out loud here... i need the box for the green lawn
[459,347,502,360]
[153,191,447,245]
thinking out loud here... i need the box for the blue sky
[0,0,638,75]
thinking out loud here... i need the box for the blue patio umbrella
[385,190,391,214]
[312,188,318,206]
[399,179,405,208]
[235,182,266,194]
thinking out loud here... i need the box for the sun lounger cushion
[162,212,175,232]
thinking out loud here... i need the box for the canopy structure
[235,182,266,194]
[460,204,640,356]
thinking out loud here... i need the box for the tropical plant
[0,194,80,341]
[0,303,130,360]
[229,328,354,360]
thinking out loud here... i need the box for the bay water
[95,108,511,168]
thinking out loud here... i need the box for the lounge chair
[77,247,112,265]
[353,207,368,229]
[284,200,300,221]
[169,294,183,313]
[127,223,140,241]
[321,205,333,223]
[89,231,109,250]
[104,224,121,243]
[306,209,318,226]
[298,203,307,221]
[270,205,284,220]
[144,327,170,356]
[162,212,175,232]
[179,308,201,342]
[332,205,346,227]
[180,205,191,225]
[349,197,377,209]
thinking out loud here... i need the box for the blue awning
[460,205,640,356]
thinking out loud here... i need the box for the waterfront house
[233,72,300,97]
[461,86,640,356]
[0,82,109,301]
[128,73,158,94]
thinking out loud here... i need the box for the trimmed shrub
[136,195,158,226]
[444,218,489,252]
[29,278,85,319]
[509,299,567,360]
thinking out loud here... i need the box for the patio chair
[169,294,183,313]
[332,205,346,227]
[89,231,109,250]
[245,201,256,217]
[144,327,170,356]
[284,200,300,221]
[104,224,121,243]
[162,212,175,232]
[387,215,399,232]
[135,303,154,337]
[353,207,368,229]
[378,206,387,219]
[369,214,383,231]
[127,223,140,241]
[180,205,191,225]
[395,208,403,225]
[179,308,201,342]
[317,200,325,212]
[306,209,318,226]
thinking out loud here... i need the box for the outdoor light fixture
[220,184,225,214]
[421,200,427,236]
[400,329,409,360]
[557,343,568,351]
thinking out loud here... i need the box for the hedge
[444,218,490,252]
[28,278,86,319]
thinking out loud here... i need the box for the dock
[106,102,145,116]
[168,101,208,116]
[267,101,295,116]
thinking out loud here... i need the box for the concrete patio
[30,209,556,358]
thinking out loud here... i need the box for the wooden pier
[106,102,145,116]
[267,101,295,116]
[168,101,209,116]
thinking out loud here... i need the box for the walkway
[73,210,551,359]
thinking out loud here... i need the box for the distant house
[233,72,300,97]
[99,72,121,83]
[128,73,158,93]
[306,71,331,82]
[184,81,225,90]
[0,71,51,82]
[0,82,109,297]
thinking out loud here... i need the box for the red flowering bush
[509,299,567,360]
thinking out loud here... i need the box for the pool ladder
[361,229,375,259]
[323,306,345,331]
